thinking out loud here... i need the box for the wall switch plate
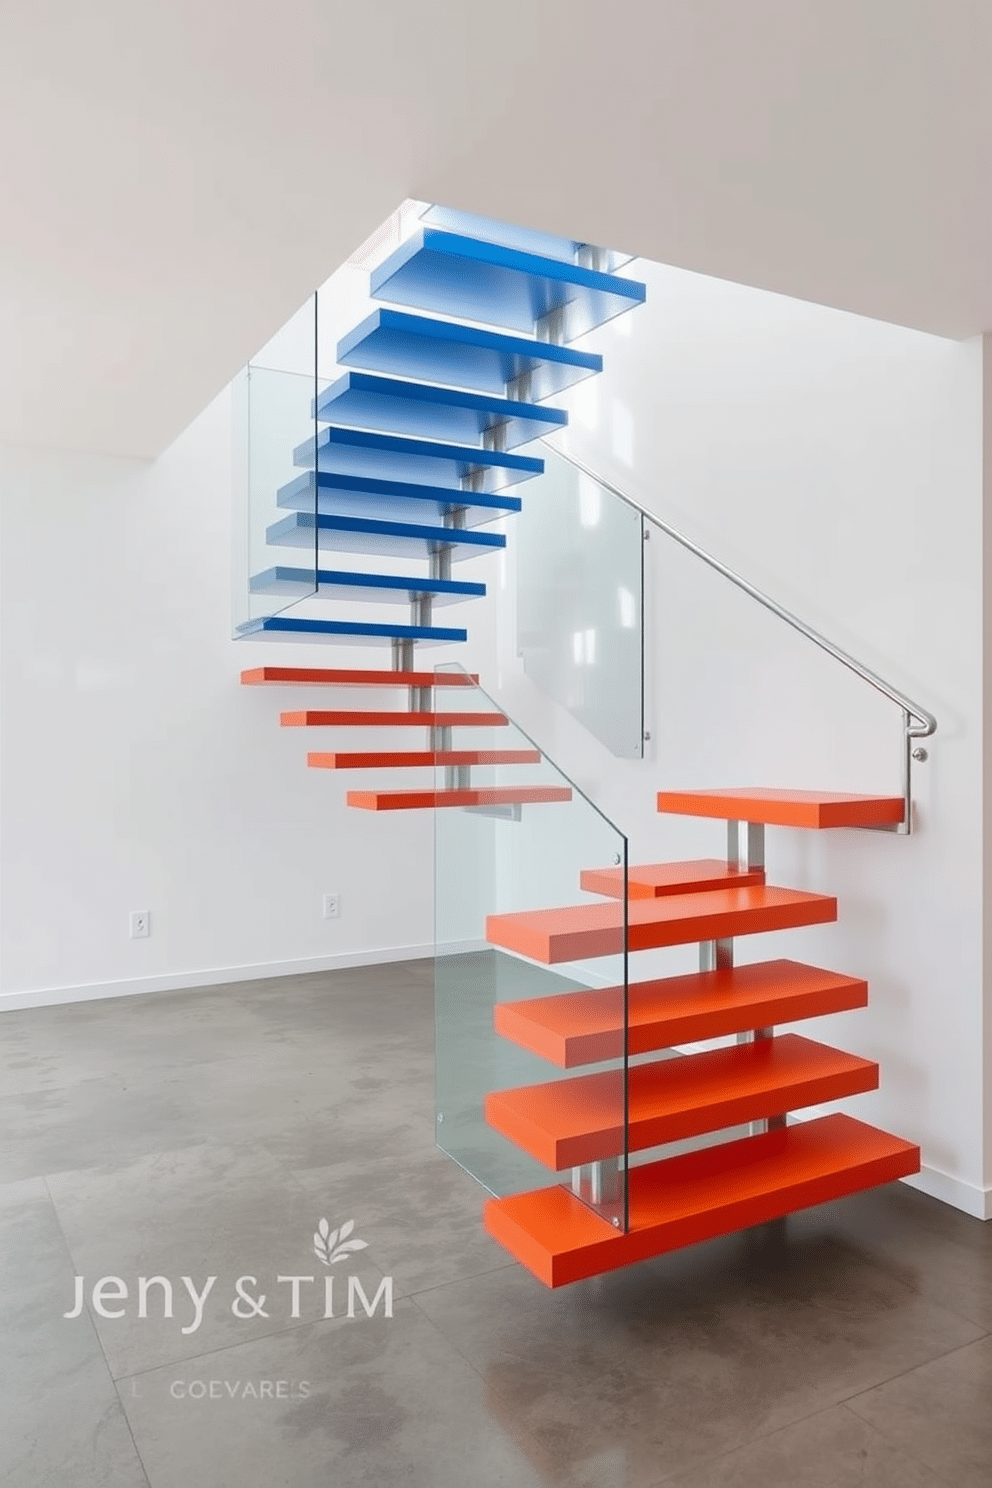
[323,894,340,921]
[130,910,151,939]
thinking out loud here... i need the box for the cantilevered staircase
[238,208,927,1288]
[240,210,645,811]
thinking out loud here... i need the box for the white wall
[0,388,497,1010]
[491,263,988,1218]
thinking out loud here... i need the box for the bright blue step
[420,206,581,263]
[236,616,466,645]
[371,230,646,339]
[337,310,601,400]
[276,470,520,529]
[249,567,485,605]
[293,425,543,493]
[266,510,506,562]
[313,371,566,450]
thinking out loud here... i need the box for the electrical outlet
[130,910,151,939]
[323,894,340,921]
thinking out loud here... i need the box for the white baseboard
[0,942,441,1013]
[903,1163,992,1221]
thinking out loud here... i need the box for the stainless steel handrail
[543,441,936,831]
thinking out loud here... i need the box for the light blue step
[371,230,646,339]
[266,510,506,562]
[313,371,566,450]
[249,567,485,605]
[292,425,544,493]
[236,615,466,645]
[420,206,581,263]
[337,310,601,400]
[276,470,520,529]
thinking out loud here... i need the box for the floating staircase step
[495,958,869,1067]
[484,1114,921,1287]
[308,748,541,770]
[235,616,466,645]
[338,309,602,400]
[314,371,567,450]
[347,785,572,812]
[657,787,906,829]
[419,206,583,263]
[248,567,485,605]
[371,229,646,340]
[485,1034,878,1170]
[282,709,508,729]
[486,884,837,964]
[276,470,520,528]
[241,666,478,687]
[266,510,505,563]
[293,425,543,493]
[580,859,765,901]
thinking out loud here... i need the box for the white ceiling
[3,0,992,458]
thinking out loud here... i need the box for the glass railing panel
[232,358,322,636]
[433,665,629,1232]
[515,443,644,758]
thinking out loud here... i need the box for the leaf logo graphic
[312,1218,369,1267]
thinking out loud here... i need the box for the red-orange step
[241,666,477,687]
[485,1033,877,1169]
[580,859,765,900]
[281,710,508,728]
[484,1114,921,1286]
[494,958,868,1067]
[486,884,837,963]
[308,749,541,770]
[657,787,905,829]
[346,785,572,811]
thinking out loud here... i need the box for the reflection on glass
[516,445,644,757]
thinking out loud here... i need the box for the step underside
[276,469,521,527]
[493,958,869,1068]
[579,859,765,900]
[485,1034,878,1169]
[314,370,567,450]
[657,787,906,829]
[240,667,478,688]
[294,425,543,493]
[371,228,646,339]
[486,884,837,963]
[337,308,602,400]
[308,748,541,770]
[484,1114,921,1287]
[346,786,572,812]
[281,709,508,729]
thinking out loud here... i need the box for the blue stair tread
[371,229,646,339]
[249,567,485,605]
[293,425,543,493]
[236,616,467,644]
[338,310,601,400]
[276,470,520,529]
[313,371,566,450]
[266,510,505,562]
[236,616,466,646]
[420,206,581,263]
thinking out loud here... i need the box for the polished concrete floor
[1,959,990,1487]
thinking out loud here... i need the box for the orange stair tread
[494,958,868,1067]
[281,710,508,727]
[484,1033,877,1169]
[484,1114,921,1286]
[580,859,765,900]
[486,883,837,963]
[308,749,541,769]
[657,787,905,828]
[241,666,477,687]
[347,785,572,811]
